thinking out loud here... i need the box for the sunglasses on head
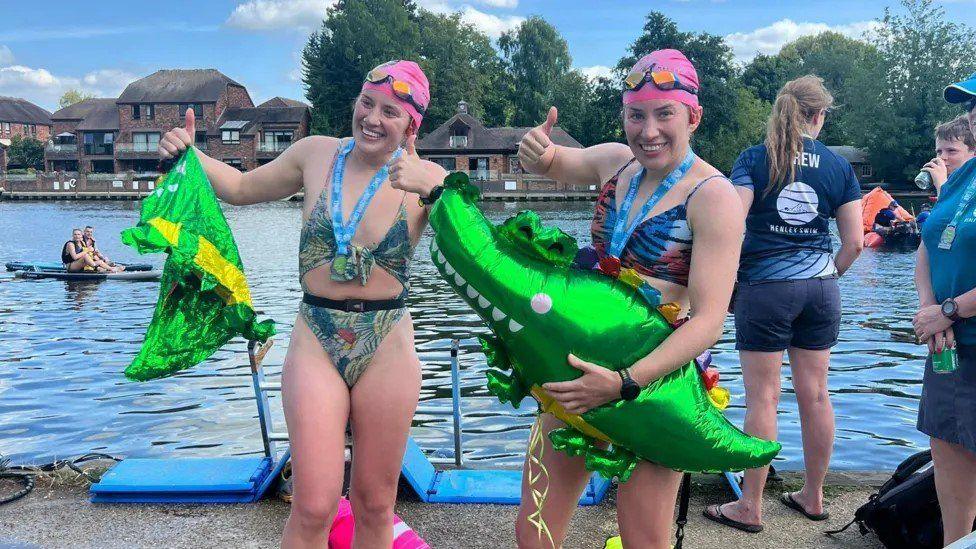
[365,62,426,116]
[623,64,698,96]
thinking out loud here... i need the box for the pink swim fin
[328,497,430,549]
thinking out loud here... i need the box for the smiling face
[72,229,83,242]
[83,227,94,240]
[351,90,413,153]
[622,99,700,173]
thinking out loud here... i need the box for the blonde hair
[764,75,834,195]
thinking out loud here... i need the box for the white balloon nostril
[530,293,553,314]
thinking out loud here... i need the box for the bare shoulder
[686,163,741,224]
[589,142,635,182]
[292,135,340,158]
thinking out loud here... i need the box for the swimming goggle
[623,65,699,96]
[365,62,427,115]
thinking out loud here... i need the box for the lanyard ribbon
[939,176,976,250]
[608,150,696,258]
[330,139,402,256]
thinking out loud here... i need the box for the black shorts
[917,344,976,454]
[733,276,841,352]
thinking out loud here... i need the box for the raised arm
[517,106,633,187]
[159,108,311,205]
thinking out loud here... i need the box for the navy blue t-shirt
[731,139,861,281]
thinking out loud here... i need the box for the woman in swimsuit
[63,228,115,273]
[514,49,745,548]
[159,60,447,548]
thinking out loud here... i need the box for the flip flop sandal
[779,492,829,521]
[702,504,764,533]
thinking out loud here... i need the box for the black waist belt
[302,292,405,312]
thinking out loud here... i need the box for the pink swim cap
[622,49,700,109]
[362,60,430,130]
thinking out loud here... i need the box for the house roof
[117,69,246,104]
[258,97,309,109]
[0,96,53,125]
[75,99,121,131]
[827,145,869,164]
[51,98,115,121]
[209,106,309,136]
[417,112,582,153]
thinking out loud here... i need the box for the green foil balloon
[428,173,780,480]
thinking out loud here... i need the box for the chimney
[457,101,469,114]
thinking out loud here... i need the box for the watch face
[943,300,957,316]
[622,382,640,400]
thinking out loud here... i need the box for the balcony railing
[46,143,78,153]
[459,169,498,180]
[115,142,159,153]
[257,141,291,153]
[83,145,114,156]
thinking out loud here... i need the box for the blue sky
[2,0,975,112]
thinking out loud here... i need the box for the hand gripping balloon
[427,173,780,479]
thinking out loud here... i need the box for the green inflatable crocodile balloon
[427,173,780,480]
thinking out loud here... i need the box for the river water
[0,199,928,471]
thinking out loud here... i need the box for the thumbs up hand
[159,108,197,160]
[517,106,558,175]
[390,133,444,197]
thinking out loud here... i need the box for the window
[261,130,293,151]
[222,130,240,144]
[83,132,114,155]
[180,103,204,117]
[132,132,160,152]
[132,105,140,120]
[146,104,154,120]
[862,164,873,178]
[1,122,8,136]
[450,135,468,148]
[225,158,244,170]
[195,131,207,150]
[431,157,455,171]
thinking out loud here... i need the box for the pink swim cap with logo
[361,60,430,130]
[622,49,700,109]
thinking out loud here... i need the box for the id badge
[939,224,957,250]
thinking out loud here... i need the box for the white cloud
[457,6,523,38]
[724,19,880,63]
[580,65,613,81]
[0,45,13,65]
[226,0,337,31]
[0,64,138,111]
[475,0,518,7]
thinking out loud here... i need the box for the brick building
[43,69,310,174]
[416,101,582,179]
[0,96,53,171]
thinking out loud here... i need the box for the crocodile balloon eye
[531,293,553,314]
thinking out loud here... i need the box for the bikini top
[298,139,415,294]
[591,159,726,287]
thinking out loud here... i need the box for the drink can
[932,346,959,374]
[915,170,933,190]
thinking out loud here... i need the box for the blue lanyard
[330,139,402,255]
[608,150,696,257]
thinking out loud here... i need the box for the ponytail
[764,75,834,196]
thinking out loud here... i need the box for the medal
[599,255,622,277]
[939,225,956,250]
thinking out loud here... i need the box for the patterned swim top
[591,159,725,287]
[298,140,415,293]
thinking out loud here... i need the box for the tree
[59,89,94,109]
[415,10,508,131]
[499,16,572,127]
[302,0,420,136]
[550,70,592,145]
[8,135,44,170]
[741,53,795,104]
[616,11,745,171]
[584,76,625,146]
[847,0,976,184]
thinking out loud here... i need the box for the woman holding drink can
[913,72,976,546]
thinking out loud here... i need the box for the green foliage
[8,135,44,170]
[59,89,95,109]
[499,16,572,127]
[847,0,976,182]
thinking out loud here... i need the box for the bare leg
[347,316,422,549]
[280,316,351,549]
[708,350,783,526]
[931,437,976,545]
[785,346,833,516]
[514,413,597,548]
[616,461,683,549]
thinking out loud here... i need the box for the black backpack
[827,449,957,548]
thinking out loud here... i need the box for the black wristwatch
[942,298,961,322]
[419,185,444,206]
[618,368,640,401]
